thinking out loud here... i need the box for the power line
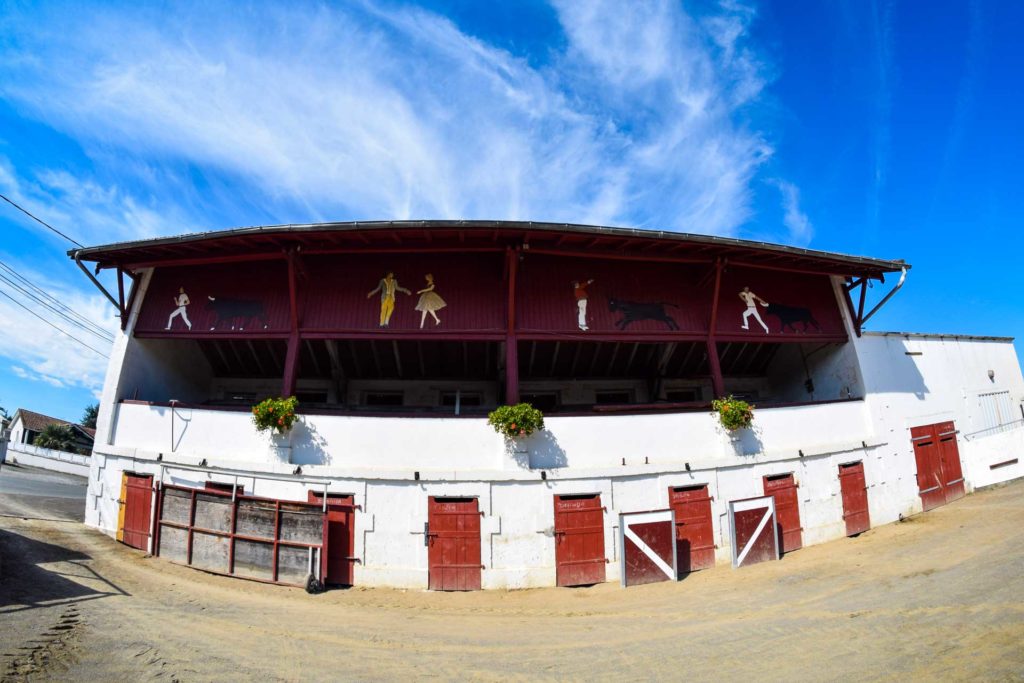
[0,263,115,341]
[0,260,114,342]
[0,192,84,248]
[0,288,109,358]
[0,273,115,343]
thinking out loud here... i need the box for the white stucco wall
[7,443,91,478]
[82,268,1024,590]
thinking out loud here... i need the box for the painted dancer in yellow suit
[367,272,411,327]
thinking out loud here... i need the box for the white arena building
[73,221,1024,590]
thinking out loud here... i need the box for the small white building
[73,221,1024,589]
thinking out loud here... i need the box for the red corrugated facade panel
[137,263,291,334]
[716,268,846,339]
[302,254,505,333]
[517,255,710,335]
[136,254,847,340]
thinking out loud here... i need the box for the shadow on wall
[290,419,332,466]
[508,429,568,470]
[166,404,193,453]
[861,337,931,399]
[732,424,764,456]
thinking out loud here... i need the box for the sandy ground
[2,477,1024,682]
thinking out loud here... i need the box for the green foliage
[487,403,545,439]
[33,424,78,452]
[252,396,299,434]
[82,403,99,429]
[711,395,754,432]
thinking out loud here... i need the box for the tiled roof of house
[13,409,95,441]
[18,409,73,432]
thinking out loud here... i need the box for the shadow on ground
[0,528,129,614]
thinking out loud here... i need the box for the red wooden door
[427,497,481,591]
[912,422,966,511]
[553,494,606,586]
[308,492,356,586]
[838,461,870,536]
[763,474,802,553]
[668,485,716,573]
[121,473,153,551]
[936,423,966,504]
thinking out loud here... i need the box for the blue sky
[0,0,1021,423]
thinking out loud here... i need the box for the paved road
[0,464,87,521]
[2,478,1023,681]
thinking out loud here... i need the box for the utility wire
[0,288,109,358]
[0,192,84,248]
[0,273,114,343]
[0,260,114,341]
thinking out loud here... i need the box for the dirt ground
[2,479,1024,682]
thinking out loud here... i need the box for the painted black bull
[764,303,820,333]
[608,298,680,331]
[206,296,269,330]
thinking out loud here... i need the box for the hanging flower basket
[711,396,754,432]
[488,403,545,439]
[252,396,299,434]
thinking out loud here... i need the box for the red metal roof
[69,220,908,280]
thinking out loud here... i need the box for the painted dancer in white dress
[166,287,192,330]
[414,273,447,328]
[738,286,769,333]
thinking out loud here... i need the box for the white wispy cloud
[0,0,797,395]
[0,156,197,246]
[0,0,776,235]
[768,178,813,246]
[0,259,116,396]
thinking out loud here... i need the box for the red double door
[308,492,356,586]
[763,473,803,554]
[668,485,716,574]
[427,497,482,591]
[553,494,606,586]
[912,421,966,511]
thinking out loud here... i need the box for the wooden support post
[842,278,863,337]
[282,248,302,396]
[856,278,868,329]
[324,340,347,406]
[281,331,300,397]
[116,267,126,328]
[287,248,301,331]
[707,259,725,398]
[504,247,520,404]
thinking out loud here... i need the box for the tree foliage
[33,424,78,453]
[82,403,99,429]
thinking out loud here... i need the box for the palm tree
[32,424,77,453]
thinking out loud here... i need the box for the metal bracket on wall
[844,266,908,336]
[74,251,140,330]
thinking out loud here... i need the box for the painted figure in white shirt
[738,286,769,333]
